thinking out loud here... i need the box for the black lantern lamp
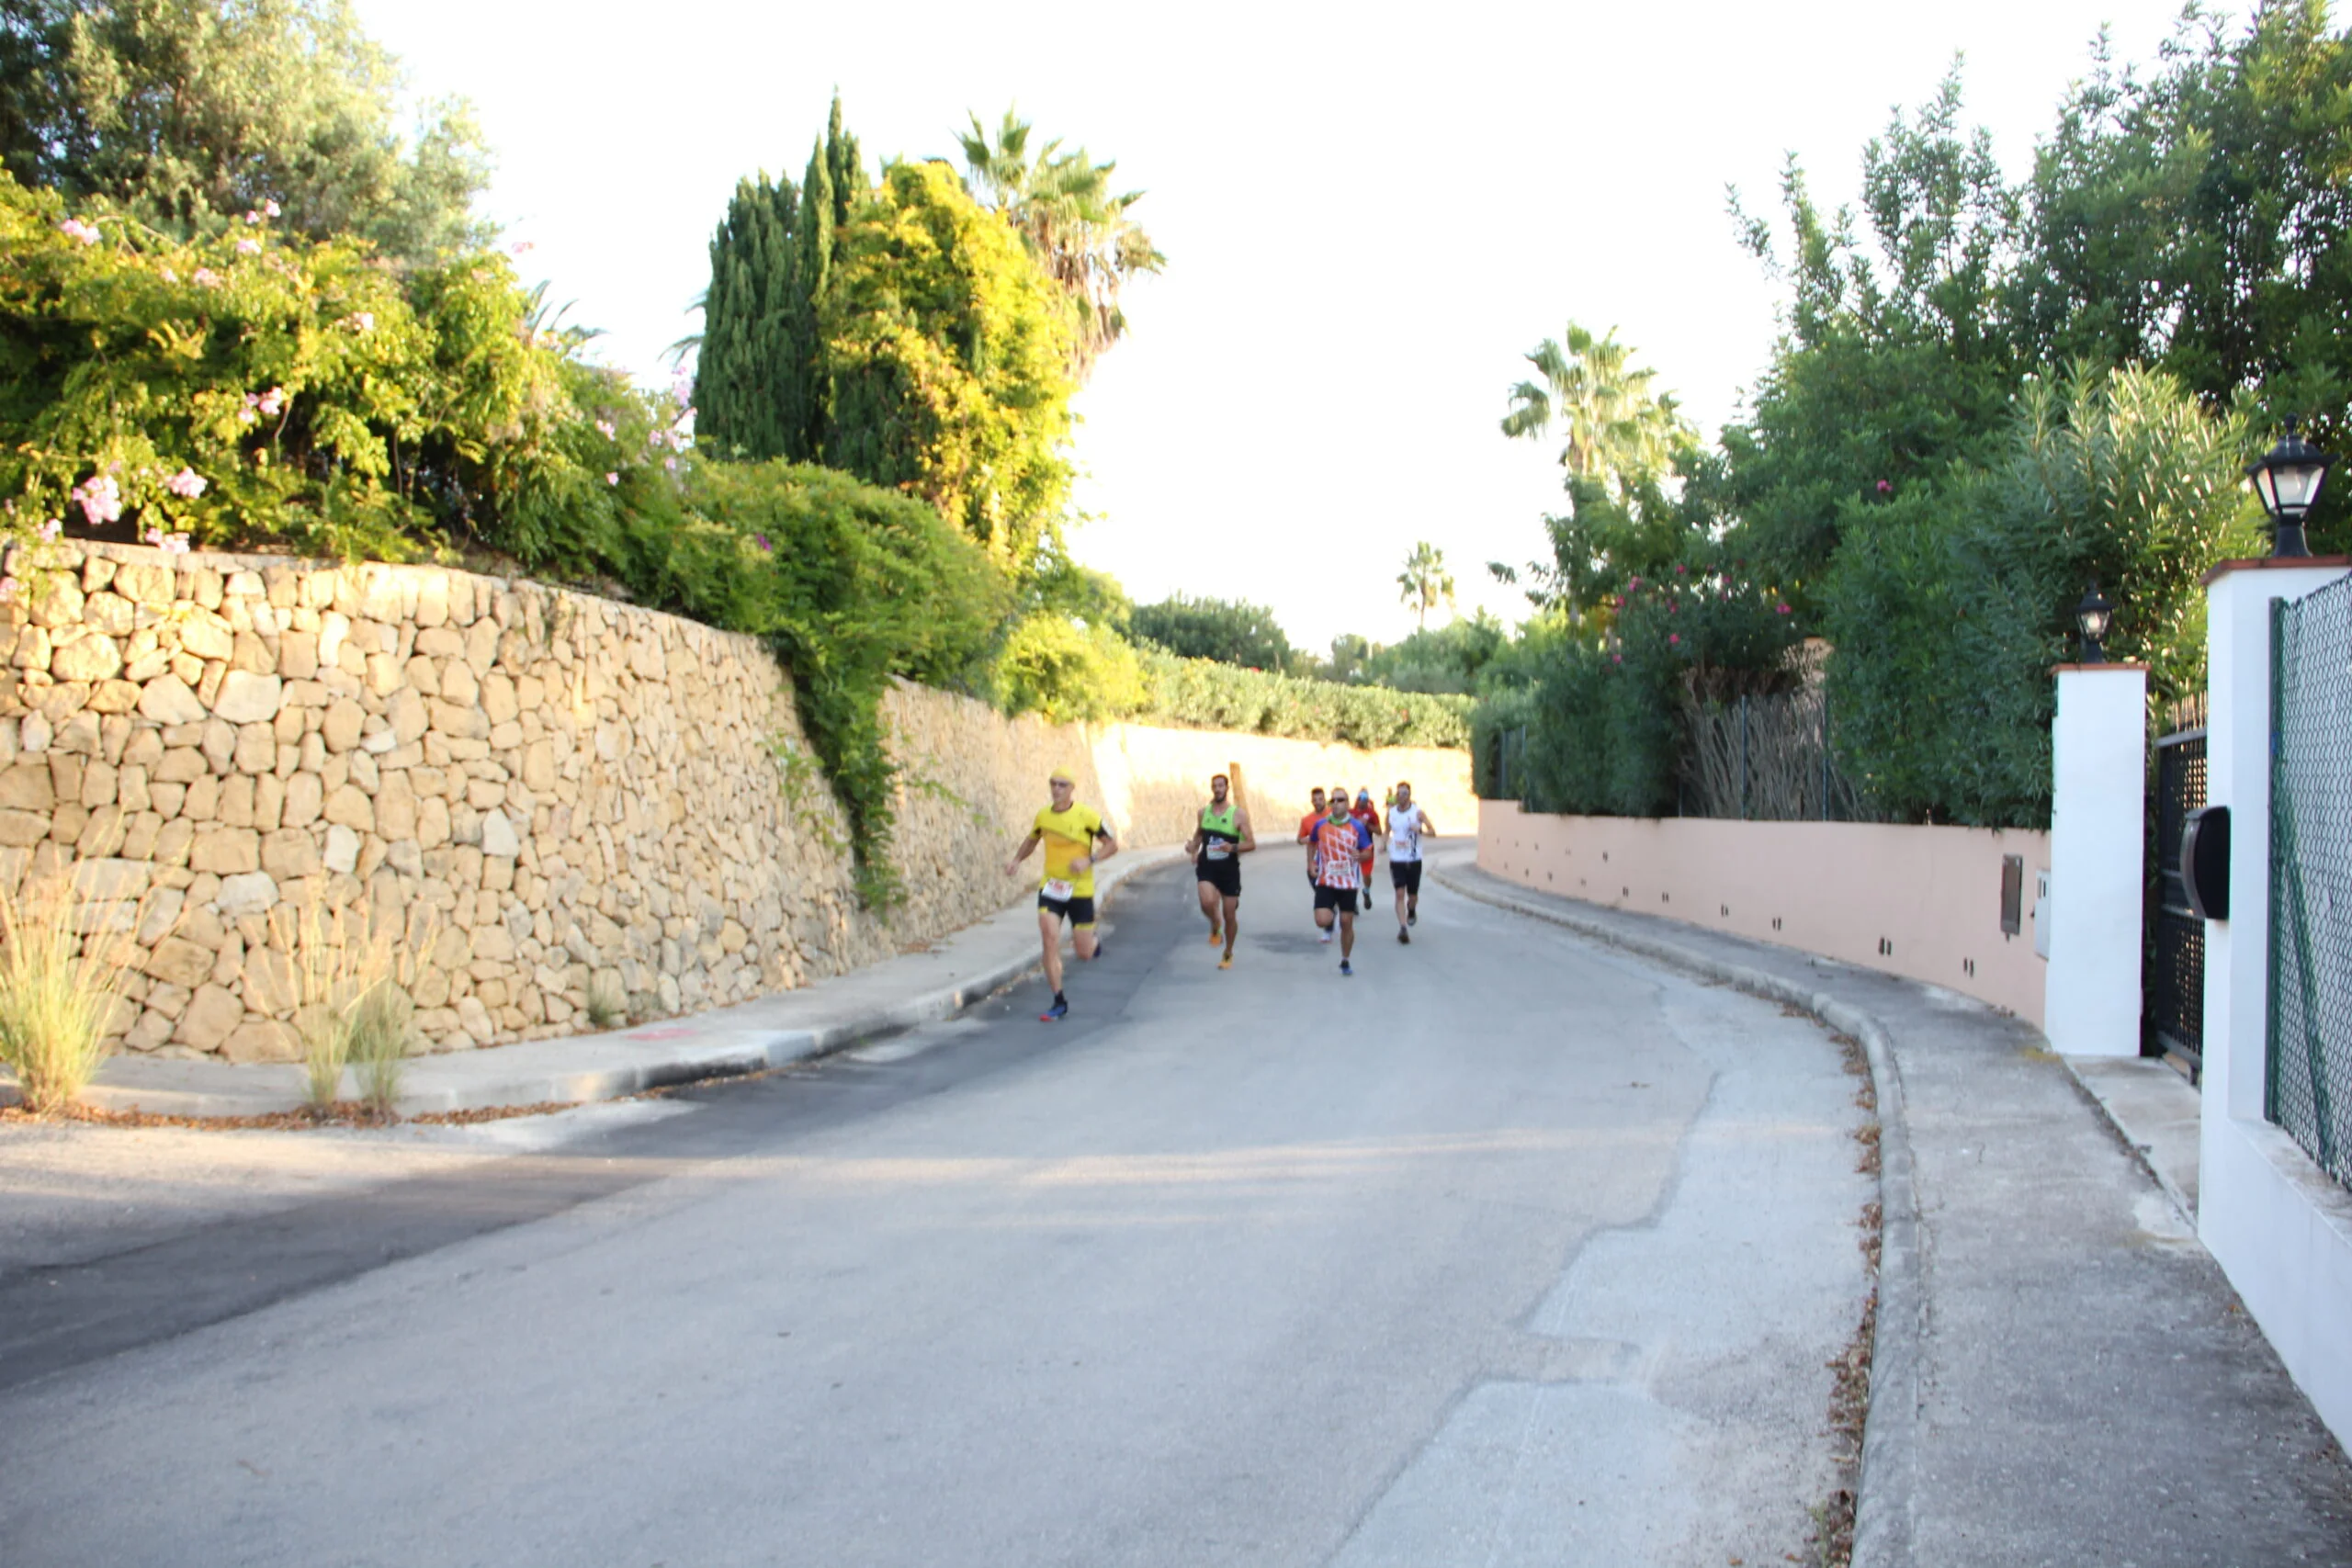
[2246,418,2334,559]
[2075,581,2114,663]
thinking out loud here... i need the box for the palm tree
[1500,323,1691,493]
[956,107,1165,380]
[1397,541,1456,629]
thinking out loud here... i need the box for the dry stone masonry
[0,543,1472,1066]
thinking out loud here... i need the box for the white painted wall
[2043,664,2148,1057]
[2199,558,2352,1450]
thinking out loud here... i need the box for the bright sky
[355,0,2189,653]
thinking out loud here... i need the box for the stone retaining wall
[0,542,1470,1064]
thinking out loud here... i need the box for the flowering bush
[0,170,647,563]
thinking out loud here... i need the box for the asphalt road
[0,862,1872,1567]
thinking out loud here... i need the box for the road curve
[0,862,1872,1567]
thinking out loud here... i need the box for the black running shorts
[1195,854,1241,897]
[1389,860,1422,895]
[1313,883,1357,912]
[1039,890,1097,928]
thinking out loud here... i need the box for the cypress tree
[695,171,801,461]
[695,94,865,464]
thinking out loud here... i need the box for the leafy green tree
[822,159,1076,570]
[2016,1,2352,552]
[956,107,1163,379]
[1500,321,1692,493]
[1724,71,2026,602]
[1396,540,1454,628]
[694,96,863,464]
[1359,611,1508,694]
[0,0,489,265]
[1823,364,2259,825]
[1130,592,1295,669]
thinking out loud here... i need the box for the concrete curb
[9,848,1188,1120]
[1428,858,1921,1568]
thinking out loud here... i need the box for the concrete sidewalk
[1430,847,2352,1568]
[34,849,1184,1120]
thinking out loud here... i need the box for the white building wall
[2199,559,2352,1448]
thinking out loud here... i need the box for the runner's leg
[1039,906,1065,997]
[1197,877,1222,942]
[1220,893,1239,964]
[1338,906,1356,960]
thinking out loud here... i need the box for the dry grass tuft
[0,873,148,1117]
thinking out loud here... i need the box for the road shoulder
[1430,846,2352,1568]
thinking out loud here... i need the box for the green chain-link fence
[2269,575,2352,1189]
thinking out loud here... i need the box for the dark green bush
[1136,650,1471,749]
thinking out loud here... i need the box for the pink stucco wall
[1476,801,2052,1027]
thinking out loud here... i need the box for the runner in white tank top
[1385,781,1437,943]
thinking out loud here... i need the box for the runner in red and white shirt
[1311,784,1374,975]
[1296,787,1331,942]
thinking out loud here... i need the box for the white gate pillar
[2199,556,2352,1447]
[2044,662,2149,1056]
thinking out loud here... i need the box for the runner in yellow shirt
[1003,772,1120,1021]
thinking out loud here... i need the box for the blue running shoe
[1340,959,1353,976]
[1040,996,1069,1022]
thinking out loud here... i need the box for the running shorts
[1313,883,1357,912]
[1039,890,1097,928]
[1195,855,1242,897]
[1390,860,1422,895]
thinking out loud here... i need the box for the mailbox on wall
[2032,869,2052,960]
[2182,806,2230,920]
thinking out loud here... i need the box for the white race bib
[1043,878,1076,901]
[1204,841,1230,860]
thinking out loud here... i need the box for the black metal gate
[2146,701,2207,1077]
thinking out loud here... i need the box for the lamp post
[2246,418,2334,559]
[2075,581,2114,663]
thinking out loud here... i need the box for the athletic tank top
[1198,802,1240,861]
[1389,803,1425,862]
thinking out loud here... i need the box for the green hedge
[1136,650,1471,750]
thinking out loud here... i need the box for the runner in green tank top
[1184,773,1256,968]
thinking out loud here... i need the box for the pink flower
[164,467,207,499]
[70,474,122,525]
[347,310,375,332]
[158,266,179,284]
[193,268,224,288]
[511,241,536,255]
[1627,575,1642,589]
[753,534,773,553]
[1611,653,1623,664]
[37,519,62,543]
[605,472,619,486]
[235,238,260,255]
[1668,633,1681,645]
[594,420,616,438]
[663,456,679,473]
[256,386,286,417]
[243,209,262,225]
[1875,479,1892,494]
[59,217,100,245]
[1776,603,1792,615]
[1673,563,1686,574]
[141,527,190,556]
[263,199,281,219]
